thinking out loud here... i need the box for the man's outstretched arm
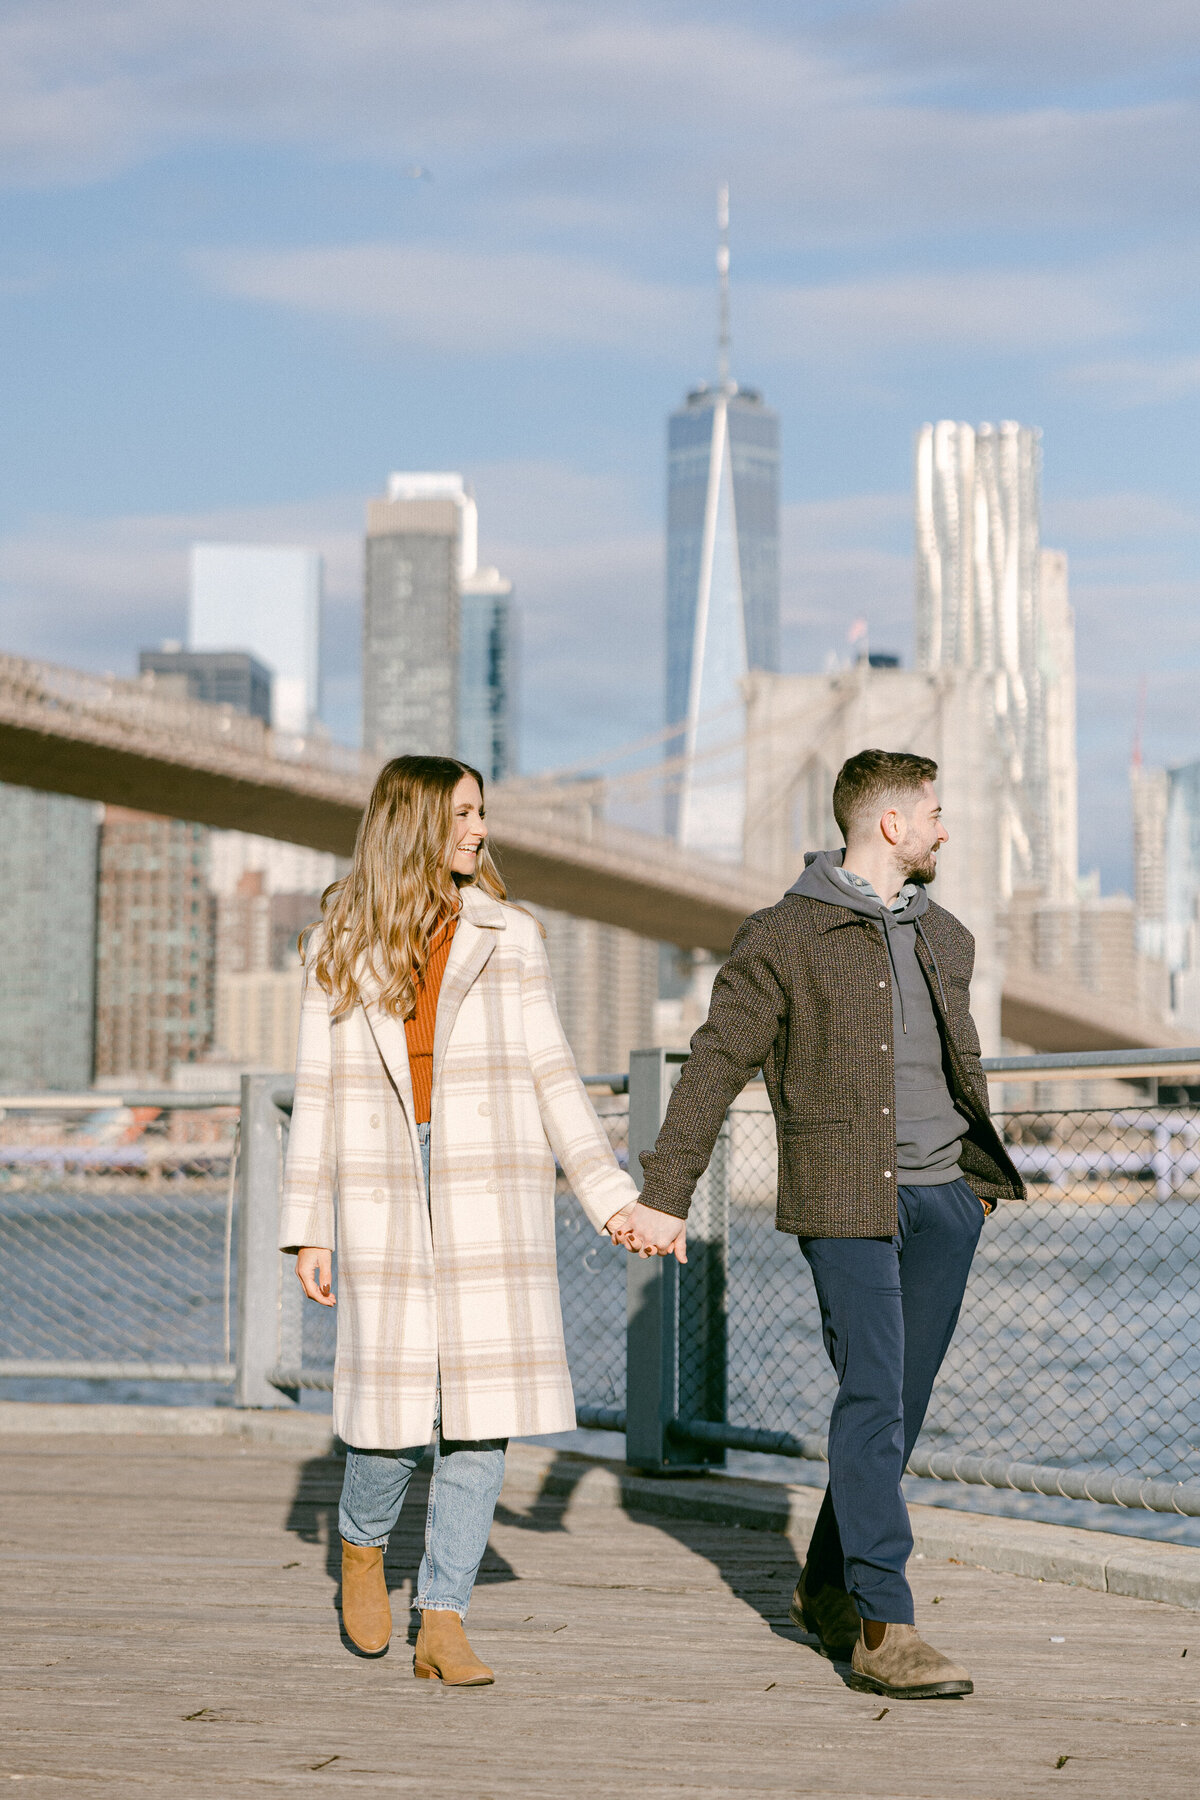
[623,912,786,1254]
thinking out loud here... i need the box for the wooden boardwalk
[2,1429,1199,1797]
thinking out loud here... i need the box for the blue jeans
[799,1177,984,1624]
[338,1122,507,1618]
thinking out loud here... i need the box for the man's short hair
[832,749,938,843]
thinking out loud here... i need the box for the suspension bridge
[0,649,1183,1052]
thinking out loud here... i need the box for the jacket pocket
[781,1118,850,1134]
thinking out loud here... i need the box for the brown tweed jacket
[639,891,1024,1238]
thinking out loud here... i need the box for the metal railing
[0,1089,241,1388]
[614,1048,1200,1517]
[5,1050,1200,1518]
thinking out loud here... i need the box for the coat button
[883,1107,890,1115]
[477,1101,490,1116]
[370,1113,380,1129]
[372,1188,384,1203]
[878,980,886,988]
[881,1044,888,1052]
[884,1171,892,1180]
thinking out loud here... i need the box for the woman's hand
[296,1247,336,1306]
[604,1201,687,1263]
[603,1201,637,1245]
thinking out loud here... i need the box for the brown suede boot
[849,1623,973,1698]
[788,1564,860,1661]
[413,1609,494,1685]
[340,1542,392,1655]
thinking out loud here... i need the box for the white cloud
[851,0,1200,85]
[1,0,1198,256]
[1045,491,1200,544]
[0,1,854,189]
[192,243,699,356]
[749,267,1131,356]
[1061,353,1200,407]
[195,239,1137,363]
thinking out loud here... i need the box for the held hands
[296,1247,336,1306]
[603,1200,688,1263]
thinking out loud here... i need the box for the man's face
[895,781,948,884]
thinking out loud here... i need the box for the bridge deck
[2,1430,1198,1797]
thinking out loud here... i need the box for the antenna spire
[716,181,731,391]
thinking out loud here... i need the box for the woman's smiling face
[450,773,487,878]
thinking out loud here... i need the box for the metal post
[625,1048,691,1470]
[675,1114,729,1467]
[234,1073,298,1408]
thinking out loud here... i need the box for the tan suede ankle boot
[413,1609,494,1685]
[340,1542,392,1655]
[850,1622,973,1698]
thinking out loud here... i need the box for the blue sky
[3,0,1200,889]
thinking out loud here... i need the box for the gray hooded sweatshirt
[789,849,967,1185]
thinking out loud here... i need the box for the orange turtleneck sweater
[403,915,458,1125]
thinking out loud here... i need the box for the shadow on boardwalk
[284,1447,833,1668]
[492,1451,823,1652]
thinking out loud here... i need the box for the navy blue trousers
[799,1178,984,1623]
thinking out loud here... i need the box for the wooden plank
[1,1434,1198,1797]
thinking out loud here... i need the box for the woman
[280,755,638,1685]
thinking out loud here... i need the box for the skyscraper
[93,809,214,1082]
[189,543,322,735]
[1039,548,1079,903]
[363,473,477,760]
[0,786,98,1091]
[459,565,516,782]
[1131,757,1200,1030]
[138,646,273,724]
[915,420,1076,900]
[1165,763,1200,986]
[666,185,780,860]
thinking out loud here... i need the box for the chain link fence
[0,1099,239,1391]
[9,1071,1200,1510]
[718,1101,1200,1490]
[556,1089,630,1418]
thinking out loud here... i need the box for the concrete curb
[5,1401,1200,1612]
[0,1401,340,1452]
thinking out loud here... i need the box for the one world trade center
[665,185,780,860]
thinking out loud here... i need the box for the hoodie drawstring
[915,917,950,1014]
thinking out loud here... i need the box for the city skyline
[3,5,1200,892]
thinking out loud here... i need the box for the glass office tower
[665,382,779,857]
[458,566,515,783]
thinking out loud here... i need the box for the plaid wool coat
[278,884,638,1449]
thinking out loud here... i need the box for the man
[621,749,1023,1700]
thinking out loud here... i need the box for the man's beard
[900,842,939,885]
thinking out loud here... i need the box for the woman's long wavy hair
[304,755,507,1020]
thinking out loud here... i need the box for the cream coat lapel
[355,962,422,1175]
[432,884,506,1096]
